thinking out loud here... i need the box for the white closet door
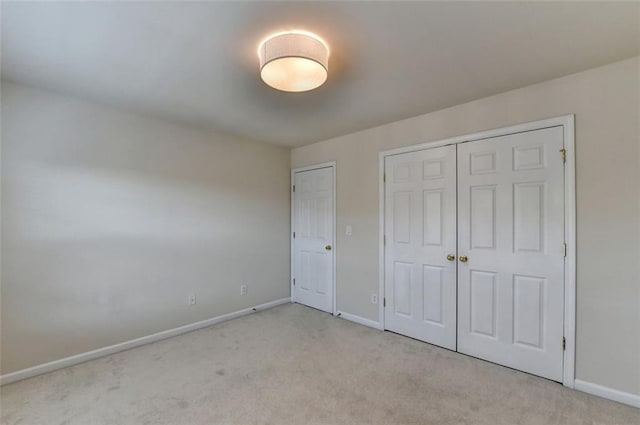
[457,126,565,381]
[293,167,334,314]
[384,145,457,350]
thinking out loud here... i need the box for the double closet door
[384,126,565,382]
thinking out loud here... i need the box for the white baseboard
[0,297,291,386]
[574,379,640,408]
[336,311,383,330]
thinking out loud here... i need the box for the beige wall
[0,81,291,374]
[292,57,640,395]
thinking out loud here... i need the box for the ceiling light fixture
[258,30,329,92]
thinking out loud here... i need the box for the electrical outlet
[240,285,248,296]
[371,294,378,304]
[188,294,196,306]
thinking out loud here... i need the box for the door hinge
[563,243,567,257]
[292,185,295,192]
[383,297,386,307]
[562,337,566,351]
[383,172,386,183]
[560,148,567,164]
[384,235,386,245]
[293,231,296,239]
[293,278,296,286]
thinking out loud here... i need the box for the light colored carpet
[1,303,638,425]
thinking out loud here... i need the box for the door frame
[291,161,337,315]
[378,115,576,387]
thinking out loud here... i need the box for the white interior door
[384,146,457,350]
[457,126,565,381]
[293,166,334,314]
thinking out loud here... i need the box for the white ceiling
[2,1,639,147]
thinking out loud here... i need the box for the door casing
[378,115,576,387]
[291,161,337,315]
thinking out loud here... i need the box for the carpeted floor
[1,303,638,425]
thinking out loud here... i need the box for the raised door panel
[298,251,311,291]
[423,190,443,246]
[423,159,445,180]
[393,262,413,317]
[315,198,329,240]
[393,192,412,244]
[470,151,497,175]
[513,275,545,349]
[422,265,444,325]
[469,270,497,338]
[513,183,545,253]
[393,163,411,183]
[513,145,545,171]
[470,185,496,250]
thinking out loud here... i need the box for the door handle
[459,256,468,263]
[325,245,332,251]
[446,254,456,262]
